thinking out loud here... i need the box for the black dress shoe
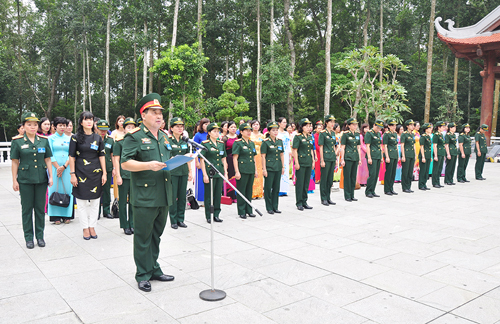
[297,206,304,211]
[425,187,431,190]
[409,190,414,193]
[327,200,336,205]
[267,210,275,214]
[345,198,352,202]
[321,200,329,206]
[439,185,444,188]
[151,274,175,281]
[138,281,151,292]
[391,191,398,195]
[373,194,380,197]
[419,188,426,191]
[403,189,411,193]
[206,218,211,223]
[26,241,34,249]
[385,192,393,196]
[124,228,132,235]
[366,194,374,198]
[477,177,486,180]
[464,179,470,182]
[178,222,187,228]
[458,180,465,183]
[247,214,256,218]
[239,214,247,219]
[351,198,358,201]
[214,217,223,222]
[83,236,91,240]
[130,228,134,234]
[433,185,441,188]
[273,210,282,213]
[104,213,114,219]
[451,183,456,185]
[171,224,178,229]
[37,239,45,247]
[445,183,453,186]
[90,234,98,239]
[303,204,313,209]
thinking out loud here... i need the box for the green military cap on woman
[267,121,279,128]
[404,119,414,126]
[300,118,312,126]
[207,122,220,132]
[374,119,384,127]
[170,117,184,127]
[239,122,251,131]
[97,120,110,131]
[386,118,397,125]
[480,124,489,131]
[136,117,143,125]
[123,117,136,126]
[346,117,358,125]
[325,115,336,123]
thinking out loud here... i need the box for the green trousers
[100,175,111,215]
[236,173,254,215]
[204,177,223,220]
[132,205,168,282]
[295,165,312,207]
[445,155,457,183]
[419,159,430,189]
[170,175,188,224]
[457,155,470,181]
[401,158,415,191]
[432,156,445,186]
[343,160,358,200]
[118,179,133,229]
[320,161,335,201]
[365,159,381,195]
[475,153,485,179]
[264,170,281,211]
[19,182,47,241]
[384,158,397,193]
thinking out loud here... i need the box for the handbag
[186,188,199,210]
[111,198,119,218]
[49,177,70,207]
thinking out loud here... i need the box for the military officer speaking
[96,120,115,219]
[121,93,175,292]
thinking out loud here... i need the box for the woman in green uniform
[261,121,284,214]
[432,121,447,188]
[233,123,257,218]
[418,123,432,190]
[318,115,337,205]
[475,124,488,180]
[168,117,192,228]
[113,117,136,235]
[201,122,227,223]
[383,119,399,195]
[340,118,361,202]
[97,120,115,219]
[11,112,53,249]
[457,123,471,183]
[292,118,315,209]
[365,119,384,198]
[400,120,416,193]
[444,122,458,185]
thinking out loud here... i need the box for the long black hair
[76,111,95,144]
[38,117,50,134]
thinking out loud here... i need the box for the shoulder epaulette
[168,135,173,139]
[201,140,209,143]
[460,133,464,135]
[297,133,302,136]
[235,138,242,141]
[130,127,140,134]
[38,134,48,139]
[320,130,326,133]
[263,138,269,141]
[217,140,224,143]
[12,135,23,140]
[115,137,124,142]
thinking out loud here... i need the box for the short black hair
[17,124,23,130]
[53,116,68,128]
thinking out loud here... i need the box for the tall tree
[256,0,261,121]
[284,0,295,122]
[105,7,110,122]
[423,0,436,123]
[324,0,332,116]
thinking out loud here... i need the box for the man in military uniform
[97,120,115,219]
[11,112,53,249]
[318,115,337,205]
[261,121,284,213]
[418,123,433,190]
[233,123,257,217]
[475,124,488,180]
[400,119,416,193]
[121,93,175,292]
[365,119,384,198]
[444,122,458,185]
[383,119,399,195]
[340,118,361,202]
[432,121,446,188]
[457,123,471,183]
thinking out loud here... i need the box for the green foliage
[261,45,294,106]
[216,79,250,121]
[435,90,464,123]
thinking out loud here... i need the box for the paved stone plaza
[1,162,500,324]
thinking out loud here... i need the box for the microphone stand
[196,148,263,302]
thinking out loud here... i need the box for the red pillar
[480,51,496,144]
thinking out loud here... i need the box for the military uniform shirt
[121,125,172,207]
[11,134,53,184]
[364,129,381,159]
[113,138,130,179]
[200,138,227,178]
[400,131,415,159]
[318,130,337,162]
[458,133,472,155]
[168,136,190,176]
[433,133,446,156]
[292,133,314,164]
[103,134,114,172]
[340,131,360,162]
[419,134,432,159]
[382,131,398,159]
[232,138,256,174]
[475,132,487,154]
[261,137,284,172]
[445,133,458,155]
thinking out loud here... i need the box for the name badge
[302,139,306,142]
[219,151,224,156]
[172,144,178,148]
[105,143,112,149]
[38,147,46,153]
[355,136,360,140]
[270,145,275,149]
[21,144,29,149]
[90,144,98,150]
[243,146,248,150]
[63,141,69,146]
[211,147,217,151]
[181,144,188,149]
[278,146,283,151]
[166,144,172,150]
[253,148,256,153]
[309,140,313,145]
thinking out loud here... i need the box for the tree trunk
[453,57,458,115]
[423,0,436,123]
[171,0,179,52]
[16,0,22,116]
[149,39,154,93]
[363,4,370,47]
[86,45,92,113]
[197,0,203,102]
[240,24,244,96]
[467,60,471,121]
[143,21,148,96]
[306,0,324,50]
[48,54,64,119]
[226,52,229,80]
[256,0,261,121]
[134,37,138,106]
[379,0,383,82]
[157,23,162,95]
[270,0,275,121]
[284,0,295,122]
[74,48,78,125]
[82,48,86,111]
[105,11,110,122]
[442,51,448,77]
[324,0,332,116]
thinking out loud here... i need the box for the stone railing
[0,142,11,165]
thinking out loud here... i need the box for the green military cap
[374,119,384,127]
[123,117,136,126]
[481,124,489,130]
[387,119,397,125]
[267,121,279,129]
[436,121,446,127]
[239,123,251,132]
[404,119,414,126]
[170,117,184,127]
[21,112,39,122]
[462,123,470,128]
[207,122,220,132]
[325,115,336,122]
[136,117,143,125]
[448,122,456,128]
[136,93,163,116]
[346,117,358,125]
[96,120,110,130]
[422,123,431,130]
[300,118,312,126]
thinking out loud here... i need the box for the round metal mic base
[199,289,226,301]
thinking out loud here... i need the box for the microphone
[182,136,208,151]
